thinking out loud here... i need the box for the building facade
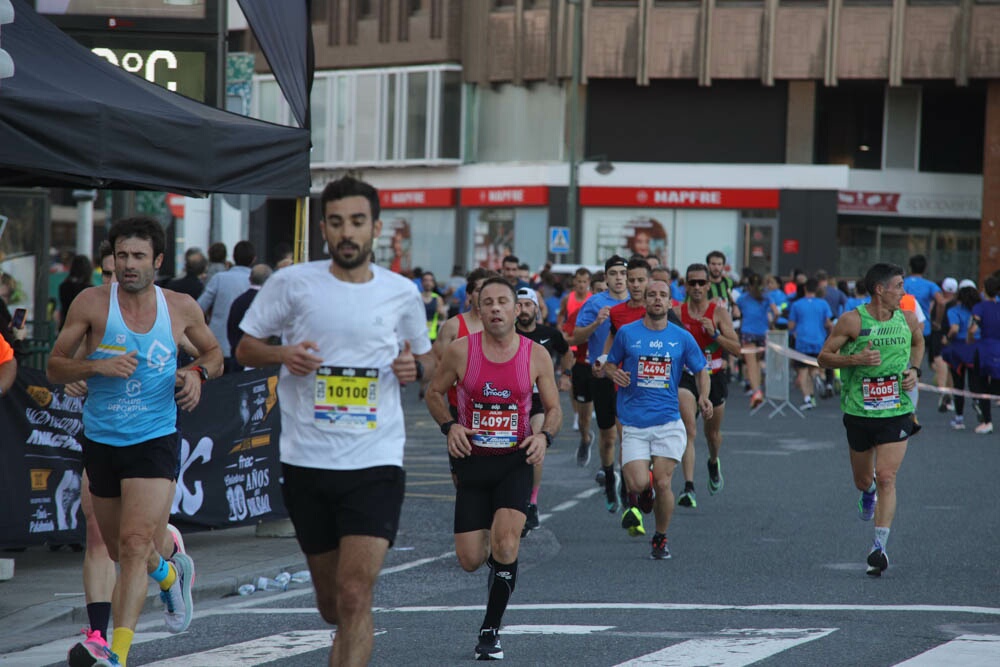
[245,0,999,282]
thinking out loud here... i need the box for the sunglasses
[687,279,708,287]
[101,270,114,277]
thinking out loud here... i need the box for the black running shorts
[281,463,405,554]
[571,363,592,404]
[590,375,617,430]
[452,450,532,534]
[678,372,728,408]
[83,432,180,499]
[842,413,921,453]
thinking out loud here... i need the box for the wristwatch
[541,430,554,446]
[908,366,922,378]
[439,420,457,436]
[191,365,209,383]
[414,360,425,381]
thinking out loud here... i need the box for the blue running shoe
[858,488,877,521]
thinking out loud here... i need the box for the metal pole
[566,0,583,263]
[72,189,97,259]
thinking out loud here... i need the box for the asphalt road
[14,382,1000,666]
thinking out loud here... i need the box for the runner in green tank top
[817,263,924,578]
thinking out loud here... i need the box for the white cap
[516,287,539,307]
[942,277,958,293]
[959,279,978,290]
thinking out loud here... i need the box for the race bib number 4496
[315,366,378,430]
[637,355,671,389]
[470,401,518,448]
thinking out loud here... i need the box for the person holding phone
[0,329,15,398]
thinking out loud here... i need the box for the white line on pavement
[893,634,1000,666]
[373,602,1000,616]
[613,627,837,667]
[142,630,384,667]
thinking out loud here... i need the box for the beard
[330,240,372,270]
[516,314,535,328]
[647,309,667,321]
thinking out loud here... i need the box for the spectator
[273,242,294,269]
[59,254,93,329]
[227,263,273,368]
[167,248,208,300]
[205,242,228,282]
[816,270,847,320]
[198,240,255,367]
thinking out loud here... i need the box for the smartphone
[11,307,26,330]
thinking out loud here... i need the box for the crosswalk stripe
[612,627,836,667]
[143,630,336,666]
[894,634,1000,666]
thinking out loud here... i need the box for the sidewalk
[0,521,307,644]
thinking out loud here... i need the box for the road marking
[894,634,1000,666]
[0,632,173,667]
[502,624,615,635]
[613,627,836,667]
[143,630,381,666]
[374,602,1000,616]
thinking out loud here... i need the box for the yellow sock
[110,627,134,665]
[159,562,177,592]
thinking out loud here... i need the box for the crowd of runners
[5,176,997,665]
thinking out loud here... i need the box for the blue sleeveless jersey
[83,284,178,446]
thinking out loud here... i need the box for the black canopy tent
[0,0,310,197]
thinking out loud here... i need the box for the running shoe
[750,389,764,408]
[475,628,503,660]
[975,422,994,434]
[813,374,825,398]
[950,415,965,430]
[858,487,877,522]
[650,533,671,560]
[866,546,889,577]
[161,552,195,633]
[594,468,606,486]
[67,628,120,667]
[605,470,619,513]
[620,506,645,537]
[521,503,539,537]
[707,458,723,495]
[167,523,186,556]
[800,396,815,411]
[576,436,591,467]
[937,395,950,413]
[676,490,697,508]
[824,383,834,399]
[637,488,655,514]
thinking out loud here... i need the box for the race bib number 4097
[470,401,518,448]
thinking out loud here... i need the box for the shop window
[253,64,463,167]
[814,83,883,170]
[919,85,985,175]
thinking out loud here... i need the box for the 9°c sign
[91,47,207,102]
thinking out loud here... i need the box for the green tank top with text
[840,305,913,418]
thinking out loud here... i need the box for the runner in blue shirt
[903,254,944,339]
[735,274,773,408]
[788,278,833,410]
[572,255,630,511]
[606,279,712,560]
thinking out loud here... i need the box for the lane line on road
[373,602,1000,616]
[612,627,836,667]
[143,630,385,667]
[893,634,1000,666]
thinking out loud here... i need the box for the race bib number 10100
[315,366,378,430]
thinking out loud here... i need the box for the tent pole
[294,196,304,263]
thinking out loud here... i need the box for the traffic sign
[549,226,570,254]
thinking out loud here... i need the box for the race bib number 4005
[862,376,901,411]
[470,401,519,448]
[315,366,378,430]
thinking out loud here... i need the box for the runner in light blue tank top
[84,283,178,446]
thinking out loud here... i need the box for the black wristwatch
[414,360,424,381]
[908,366,922,378]
[541,430,553,446]
[191,365,209,383]
[440,420,457,436]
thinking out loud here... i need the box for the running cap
[959,279,977,290]
[941,277,958,293]
[516,287,539,307]
[604,255,628,272]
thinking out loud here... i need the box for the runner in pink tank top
[424,277,562,660]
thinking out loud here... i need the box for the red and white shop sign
[460,186,550,207]
[837,191,900,214]
[379,188,456,209]
[579,187,780,210]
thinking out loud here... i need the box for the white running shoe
[160,553,195,633]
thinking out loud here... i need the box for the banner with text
[0,367,287,547]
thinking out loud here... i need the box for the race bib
[314,366,378,430]
[470,401,519,448]
[862,376,900,411]
[637,355,671,389]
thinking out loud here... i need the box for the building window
[814,83,884,170]
[253,64,464,168]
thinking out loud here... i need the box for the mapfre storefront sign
[838,190,981,219]
[580,187,779,209]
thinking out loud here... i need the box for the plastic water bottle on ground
[256,576,287,592]
[237,584,256,596]
[290,570,311,584]
[274,572,292,587]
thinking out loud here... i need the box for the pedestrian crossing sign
[549,226,571,254]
